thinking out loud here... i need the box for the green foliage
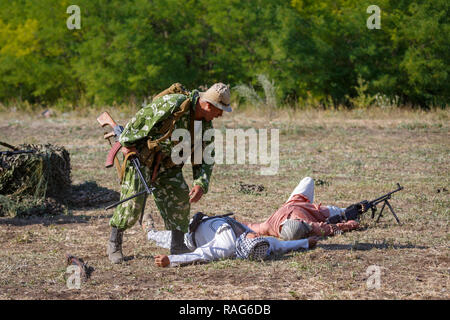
[345,76,376,109]
[234,74,278,109]
[0,0,447,108]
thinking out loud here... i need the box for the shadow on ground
[0,212,93,226]
[0,180,117,226]
[265,241,428,263]
[68,180,119,210]
[318,242,428,251]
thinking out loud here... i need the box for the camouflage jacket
[119,90,214,193]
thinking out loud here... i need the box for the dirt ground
[0,107,448,300]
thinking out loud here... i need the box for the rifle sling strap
[119,151,137,182]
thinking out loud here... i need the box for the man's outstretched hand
[337,220,360,232]
[189,185,204,203]
[154,255,170,267]
[307,236,321,249]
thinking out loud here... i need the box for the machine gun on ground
[344,183,404,224]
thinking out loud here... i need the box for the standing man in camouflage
[107,83,232,264]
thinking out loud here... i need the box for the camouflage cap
[199,83,232,112]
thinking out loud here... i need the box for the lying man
[145,213,320,267]
[244,177,360,240]
[148,176,359,267]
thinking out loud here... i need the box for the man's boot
[170,230,190,255]
[107,227,124,264]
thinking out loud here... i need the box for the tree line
[0,0,448,108]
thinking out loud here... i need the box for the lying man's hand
[154,255,170,268]
[307,236,321,249]
[336,220,360,232]
[189,185,204,203]
[245,232,263,239]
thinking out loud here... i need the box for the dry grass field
[0,106,448,300]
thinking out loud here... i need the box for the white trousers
[287,176,315,203]
[287,177,343,218]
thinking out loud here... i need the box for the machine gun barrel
[366,183,404,224]
[368,183,403,207]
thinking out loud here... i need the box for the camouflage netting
[0,143,71,217]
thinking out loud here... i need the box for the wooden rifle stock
[97,112,122,168]
[97,111,118,129]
